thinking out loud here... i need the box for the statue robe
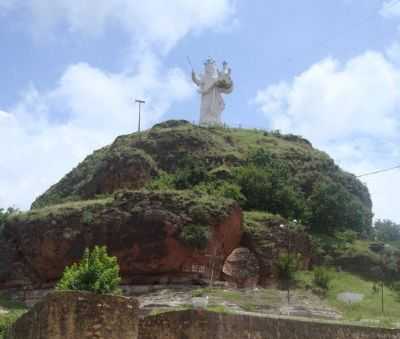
[192,72,233,126]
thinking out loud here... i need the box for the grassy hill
[31,120,372,235]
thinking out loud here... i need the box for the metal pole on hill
[381,252,385,315]
[135,99,146,133]
[382,280,384,314]
[206,250,224,287]
[280,223,296,305]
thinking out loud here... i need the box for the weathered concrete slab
[139,310,400,339]
[7,291,139,339]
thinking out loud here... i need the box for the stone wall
[139,310,400,339]
[7,291,139,339]
[7,294,400,339]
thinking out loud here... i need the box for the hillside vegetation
[31,120,372,235]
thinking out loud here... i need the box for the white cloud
[254,49,400,222]
[7,0,236,52]
[0,0,237,210]
[255,52,400,144]
[380,0,400,18]
[0,57,193,210]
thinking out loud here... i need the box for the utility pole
[381,280,384,314]
[280,223,295,305]
[206,250,224,287]
[135,99,146,133]
[381,252,385,315]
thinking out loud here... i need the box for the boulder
[222,247,259,288]
[369,242,385,253]
[1,191,242,289]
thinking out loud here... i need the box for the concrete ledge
[139,310,400,339]
[7,291,139,339]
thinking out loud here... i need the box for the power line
[357,165,400,178]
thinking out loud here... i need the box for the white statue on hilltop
[192,58,234,126]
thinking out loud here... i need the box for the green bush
[214,182,246,204]
[179,224,209,250]
[391,281,400,302]
[305,178,371,234]
[375,219,400,242]
[313,267,333,290]
[0,296,27,339]
[82,210,94,225]
[56,246,121,294]
[276,253,301,282]
[335,230,358,245]
[0,316,14,339]
[174,157,209,190]
[0,311,25,339]
[146,173,176,190]
[0,207,18,235]
[392,281,400,294]
[234,165,304,219]
[193,181,246,205]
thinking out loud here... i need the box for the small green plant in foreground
[0,313,21,339]
[0,296,27,339]
[56,246,121,294]
[313,267,333,291]
[276,253,301,282]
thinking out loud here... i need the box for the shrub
[234,165,304,219]
[313,267,333,290]
[375,219,400,242]
[335,230,358,244]
[0,207,19,236]
[194,181,246,205]
[305,178,372,234]
[82,210,94,225]
[214,182,246,204]
[146,173,176,190]
[56,246,121,294]
[0,314,18,339]
[276,253,301,282]
[392,281,400,294]
[179,224,209,250]
[174,156,209,190]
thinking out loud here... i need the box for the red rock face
[0,191,242,289]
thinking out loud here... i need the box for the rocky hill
[32,120,372,230]
[1,120,374,290]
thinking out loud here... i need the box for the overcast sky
[1,0,400,222]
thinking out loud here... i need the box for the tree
[0,207,18,234]
[276,252,301,304]
[375,219,400,243]
[234,150,305,220]
[56,246,121,294]
[276,253,300,282]
[305,179,372,234]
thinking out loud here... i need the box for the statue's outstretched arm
[192,71,201,86]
